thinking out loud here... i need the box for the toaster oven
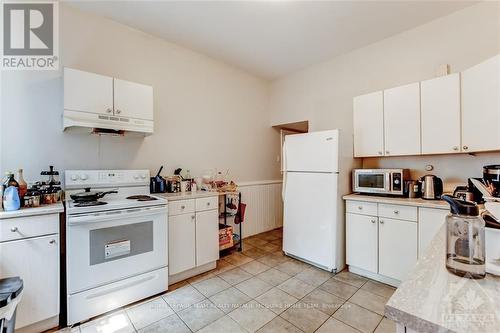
[353,169,410,196]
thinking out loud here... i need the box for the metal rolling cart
[219,191,243,253]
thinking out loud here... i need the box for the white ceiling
[67,1,475,80]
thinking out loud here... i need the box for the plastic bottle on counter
[3,186,20,211]
[17,169,27,199]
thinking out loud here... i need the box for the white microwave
[353,169,410,196]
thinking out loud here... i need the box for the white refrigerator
[282,129,341,272]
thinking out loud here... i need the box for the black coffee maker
[483,165,500,197]
[468,165,500,203]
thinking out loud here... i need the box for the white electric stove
[64,170,169,325]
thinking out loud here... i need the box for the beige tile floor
[58,228,397,333]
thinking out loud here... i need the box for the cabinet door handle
[191,215,195,220]
[378,151,383,155]
[357,206,363,210]
[379,220,384,224]
[463,145,469,150]
[371,219,376,224]
[116,109,122,114]
[106,108,112,113]
[206,202,211,206]
[453,146,459,151]
[385,151,390,155]
[10,227,18,232]
[393,210,399,214]
[181,205,185,209]
[49,239,56,244]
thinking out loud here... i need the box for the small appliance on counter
[404,180,420,198]
[453,185,475,202]
[420,174,443,200]
[352,168,410,196]
[150,166,167,193]
[442,195,485,279]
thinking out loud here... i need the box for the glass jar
[443,195,486,279]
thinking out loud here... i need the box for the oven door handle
[68,205,167,225]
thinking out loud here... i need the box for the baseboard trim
[348,266,401,287]
[168,262,216,285]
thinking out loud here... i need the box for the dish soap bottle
[443,195,486,279]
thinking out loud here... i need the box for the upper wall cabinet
[421,73,461,154]
[64,68,114,115]
[462,54,500,153]
[383,83,421,156]
[114,78,154,121]
[64,68,154,121]
[353,91,384,157]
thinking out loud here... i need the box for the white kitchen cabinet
[383,83,421,156]
[346,213,378,273]
[64,68,113,115]
[353,91,385,157]
[114,78,154,120]
[421,74,461,154]
[195,209,220,267]
[0,231,59,330]
[168,213,196,275]
[378,217,417,281]
[418,207,448,258]
[462,54,500,152]
[167,195,219,282]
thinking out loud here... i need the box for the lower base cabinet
[168,196,219,279]
[0,213,60,331]
[169,213,196,275]
[195,209,219,267]
[378,218,417,281]
[346,213,378,273]
[346,200,442,286]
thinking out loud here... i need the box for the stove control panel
[65,170,150,188]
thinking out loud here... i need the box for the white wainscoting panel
[225,180,283,239]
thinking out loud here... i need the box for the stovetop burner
[74,201,108,207]
[126,195,158,201]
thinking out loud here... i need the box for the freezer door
[283,172,338,271]
[284,130,339,173]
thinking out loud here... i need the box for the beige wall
[1,4,281,183]
[269,2,500,188]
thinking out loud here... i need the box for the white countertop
[343,193,449,210]
[0,202,64,219]
[157,191,221,201]
[385,224,500,333]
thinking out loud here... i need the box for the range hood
[63,109,153,135]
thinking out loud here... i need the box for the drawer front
[0,214,59,242]
[346,201,378,216]
[196,196,218,212]
[168,199,195,216]
[379,204,417,222]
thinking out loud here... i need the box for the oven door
[353,170,390,194]
[67,205,168,294]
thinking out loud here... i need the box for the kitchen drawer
[378,204,417,222]
[169,199,195,216]
[0,214,59,243]
[346,201,378,216]
[196,196,218,212]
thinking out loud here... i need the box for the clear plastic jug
[443,195,486,279]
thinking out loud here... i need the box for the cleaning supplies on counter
[1,166,63,211]
[2,186,20,211]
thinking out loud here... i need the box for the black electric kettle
[420,175,443,200]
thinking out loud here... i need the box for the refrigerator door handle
[282,141,287,201]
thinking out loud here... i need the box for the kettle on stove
[420,175,443,200]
